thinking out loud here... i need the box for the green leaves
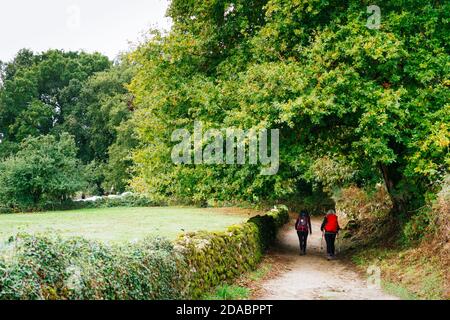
[0,50,111,149]
[0,134,85,211]
[0,235,182,300]
[125,0,449,208]
[0,50,138,195]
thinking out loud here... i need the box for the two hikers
[321,209,341,260]
[295,209,341,260]
[295,210,312,255]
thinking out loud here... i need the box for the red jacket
[321,214,340,233]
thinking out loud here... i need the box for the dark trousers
[297,231,309,253]
[325,232,337,256]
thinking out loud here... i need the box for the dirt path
[254,217,398,300]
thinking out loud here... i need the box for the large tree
[0,49,111,156]
[0,50,136,194]
[129,0,449,214]
[73,59,137,193]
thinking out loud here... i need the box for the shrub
[29,193,163,213]
[0,207,13,214]
[76,194,160,209]
[403,175,450,245]
[334,185,394,245]
[433,175,450,245]
[402,206,434,244]
[0,134,86,212]
[0,235,184,300]
[335,184,392,223]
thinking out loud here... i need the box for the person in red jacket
[320,209,340,260]
[295,210,312,255]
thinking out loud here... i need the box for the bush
[0,205,289,300]
[433,175,450,245]
[402,207,434,245]
[0,134,86,212]
[402,175,450,245]
[0,207,13,214]
[334,184,394,245]
[0,235,184,300]
[75,194,161,209]
[24,194,163,213]
[335,184,392,223]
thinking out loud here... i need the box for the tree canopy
[0,50,136,203]
[128,0,449,212]
[0,49,111,156]
[0,1,448,216]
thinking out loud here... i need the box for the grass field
[0,207,255,243]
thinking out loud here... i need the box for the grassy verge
[351,246,448,300]
[382,282,420,300]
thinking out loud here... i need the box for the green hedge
[0,194,162,214]
[0,205,289,300]
[175,205,289,298]
[71,194,161,210]
[0,235,184,300]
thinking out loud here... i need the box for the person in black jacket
[295,210,312,255]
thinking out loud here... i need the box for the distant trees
[0,49,111,149]
[71,60,137,194]
[0,50,136,209]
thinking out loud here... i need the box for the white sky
[0,0,172,62]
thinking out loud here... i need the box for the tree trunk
[379,163,406,216]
